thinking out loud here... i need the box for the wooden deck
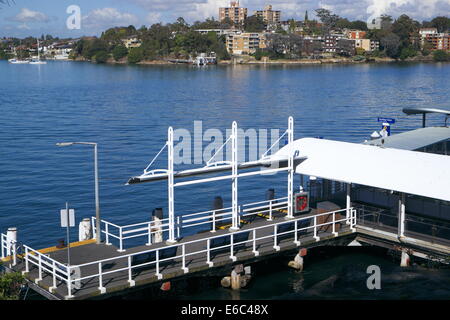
[12,210,354,300]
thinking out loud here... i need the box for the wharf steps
[11,211,355,300]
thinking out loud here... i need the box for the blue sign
[377,117,396,124]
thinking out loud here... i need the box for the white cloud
[17,23,31,30]
[147,12,162,25]
[8,8,50,23]
[82,7,139,30]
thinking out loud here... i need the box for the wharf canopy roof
[403,107,450,117]
[364,127,450,150]
[269,138,450,202]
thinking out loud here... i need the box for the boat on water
[29,40,47,65]
[8,58,30,64]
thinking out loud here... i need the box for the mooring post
[400,249,410,267]
[288,248,307,271]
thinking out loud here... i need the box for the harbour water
[1,61,450,299]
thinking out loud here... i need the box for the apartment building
[323,34,355,55]
[219,1,248,25]
[419,28,450,51]
[226,32,267,55]
[255,5,281,25]
[354,39,380,52]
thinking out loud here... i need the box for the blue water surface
[0,61,449,249]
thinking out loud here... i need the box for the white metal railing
[22,245,72,294]
[1,233,18,266]
[91,216,171,252]
[57,207,356,298]
[92,197,289,251]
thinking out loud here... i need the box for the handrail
[72,208,351,272]
[9,207,355,298]
[93,197,290,251]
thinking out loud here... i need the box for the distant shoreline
[80,55,443,66]
[4,55,445,66]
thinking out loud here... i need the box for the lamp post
[56,142,101,244]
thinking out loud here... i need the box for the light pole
[56,142,101,244]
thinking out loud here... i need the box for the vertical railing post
[23,247,29,274]
[352,209,357,231]
[155,250,162,279]
[230,233,236,261]
[273,225,280,251]
[105,222,110,245]
[177,216,181,239]
[206,239,213,267]
[211,210,216,233]
[346,183,351,225]
[398,193,406,238]
[252,229,259,256]
[268,200,273,221]
[182,244,188,273]
[118,227,124,252]
[36,254,43,284]
[1,234,4,259]
[91,217,96,240]
[66,267,74,299]
[49,260,57,293]
[294,220,300,246]
[146,222,152,246]
[12,241,17,266]
[313,216,319,241]
[332,211,338,236]
[98,262,106,293]
[128,255,135,286]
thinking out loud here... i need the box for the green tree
[81,39,108,60]
[399,46,417,60]
[128,47,144,63]
[94,50,109,63]
[431,16,450,33]
[350,20,369,31]
[381,33,401,58]
[0,267,24,300]
[433,50,450,62]
[244,15,266,33]
[315,8,340,34]
[112,45,128,61]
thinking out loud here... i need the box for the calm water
[1,61,449,299]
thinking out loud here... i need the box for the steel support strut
[167,127,176,243]
[230,121,240,231]
[287,116,294,219]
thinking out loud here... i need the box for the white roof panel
[364,127,450,151]
[270,138,450,202]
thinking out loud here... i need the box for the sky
[0,0,449,38]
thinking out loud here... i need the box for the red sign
[295,192,309,213]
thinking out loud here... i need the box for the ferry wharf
[2,110,450,300]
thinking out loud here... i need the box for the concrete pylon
[400,250,410,267]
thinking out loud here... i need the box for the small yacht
[8,58,30,64]
[8,44,30,64]
[29,40,47,65]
